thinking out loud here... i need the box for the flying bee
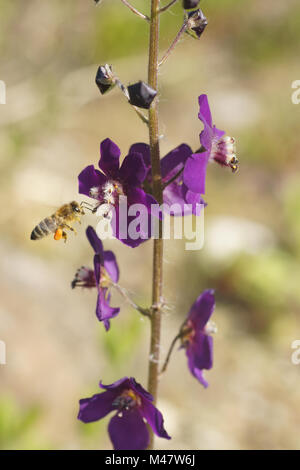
[30,201,88,243]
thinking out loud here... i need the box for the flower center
[90,180,125,217]
[102,180,124,205]
[211,136,238,173]
[100,266,112,288]
[112,389,141,414]
[180,321,195,347]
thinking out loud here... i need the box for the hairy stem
[147,0,163,451]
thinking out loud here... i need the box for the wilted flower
[78,138,157,247]
[184,94,238,195]
[78,377,171,450]
[180,289,216,387]
[187,9,208,39]
[95,64,115,95]
[72,226,119,330]
[128,81,157,109]
[183,0,200,9]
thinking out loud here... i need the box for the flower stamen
[211,135,239,173]
[112,389,141,411]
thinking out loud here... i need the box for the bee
[30,201,86,242]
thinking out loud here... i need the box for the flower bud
[127,81,157,109]
[187,9,208,39]
[183,0,200,9]
[95,64,115,95]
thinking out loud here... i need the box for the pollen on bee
[54,228,63,241]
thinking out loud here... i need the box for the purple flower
[184,94,238,195]
[129,142,204,215]
[78,138,157,247]
[78,377,171,450]
[181,289,216,388]
[72,226,120,331]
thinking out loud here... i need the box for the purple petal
[183,153,209,194]
[183,186,206,215]
[96,287,120,329]
[78,391,115,423]
[128,143,151,169]
[186,347,209,388]
[161,144,192,182]
[127,187,157,212]
[187,332,213,370]
[100,377,130,392]
[103,250,119,283]
[98,138,120,178]
[140,401,171,440]
[86,226,104,256]
[129,378,153,402]
[108,410,149,450]
[163,182,192,216]
[126,189,160,243]
[213,126,226,142]
[78,165,106,197]
[119,152,147,187]
[198,94,213,128]
[188,289,215,330]
[198,95,226,152]
[111,205,150,249]
[93,253,102,285]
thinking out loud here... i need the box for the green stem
[147,0,163,451]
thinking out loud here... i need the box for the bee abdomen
[30,216,57,240]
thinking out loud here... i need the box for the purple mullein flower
[78,138,157,248]
[129,142,205,215]
[181,289,216,388]
[184,94,238,195]
[78,377,171,450]
[72,226,119,330]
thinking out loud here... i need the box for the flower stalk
[147,0,164,450]
[159,0,178,13]
[158,20,189,67]
[112,282,151,318]
[120,0,150,22]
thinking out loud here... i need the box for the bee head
[71,201,84,215]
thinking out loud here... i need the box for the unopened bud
[187,9,208,39]
[95,64,115,95]
[127,81,157,109]
[183,0,200,9]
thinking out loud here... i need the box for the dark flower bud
[127,81,157,109]
[95,64,115,95]
[183,0,200,9]
[187,9,208,39]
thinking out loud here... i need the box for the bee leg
[63,224,77,235]
[62,231,68,243]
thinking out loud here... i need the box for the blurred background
[0,0,300,450]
